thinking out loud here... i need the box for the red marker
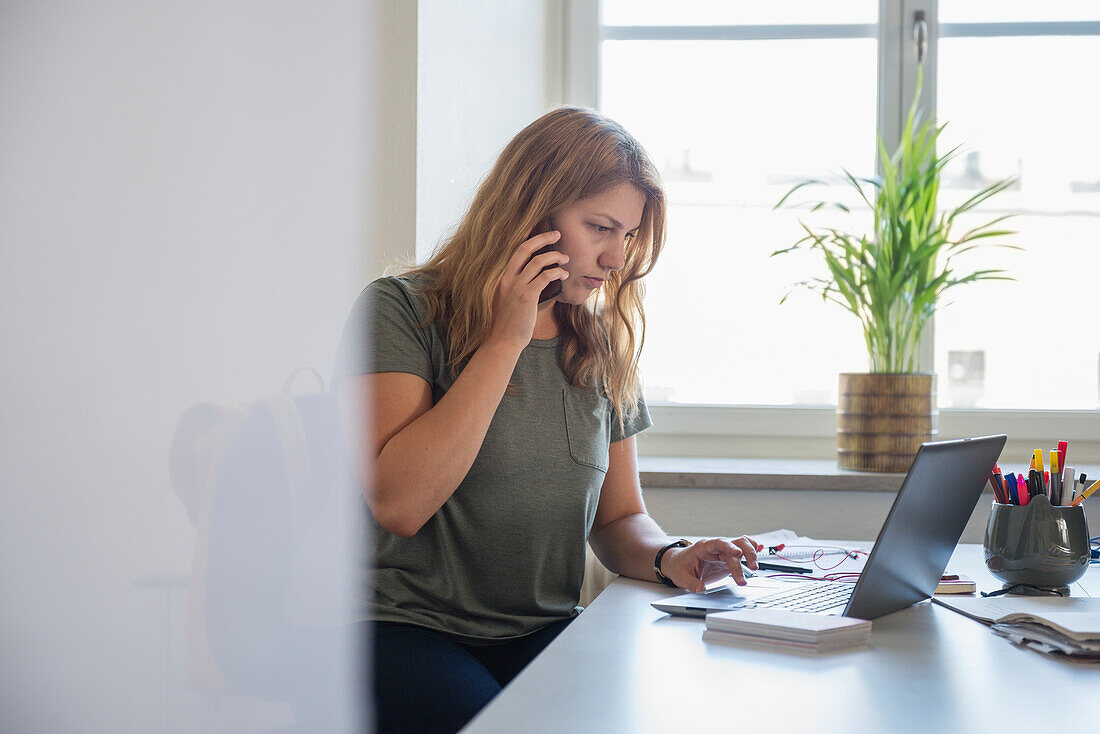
[1058,440,1068,472]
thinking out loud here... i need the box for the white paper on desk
[747,529,801,547]
[754,530,868,571]
[992,625,1100,662]
[747,529,869,575]
[992,622,1100,653]
[701,529,867,592]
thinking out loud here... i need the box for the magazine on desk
[932,596,1100,637]
[933,596,1100,662]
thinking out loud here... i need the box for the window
[932,6,1100,410]
[599,1,879,405]
[564,0,1100,459]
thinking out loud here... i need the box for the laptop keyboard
[744,581,855,613]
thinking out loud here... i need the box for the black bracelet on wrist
[653,539,691,587]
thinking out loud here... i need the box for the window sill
[637,456,1100,493]
[638,457,904,492]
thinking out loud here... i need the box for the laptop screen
[843,435,1006,619]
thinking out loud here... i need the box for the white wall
[365,0,417,281]
[0,1,398,730]
[415,0,561,261]
[644,486,1100,546]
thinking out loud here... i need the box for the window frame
[567,0,1100,462]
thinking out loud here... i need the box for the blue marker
[1005,472,1019,505]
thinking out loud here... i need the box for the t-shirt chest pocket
[561,388,611,473]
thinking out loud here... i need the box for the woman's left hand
[661,536,759,592]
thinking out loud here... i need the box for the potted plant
[773,73,1017,472]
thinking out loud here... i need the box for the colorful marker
[1033,448,1045,480]
[1050,450,1061,504]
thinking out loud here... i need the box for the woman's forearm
[372,338,524,537]
[587,512,670,582]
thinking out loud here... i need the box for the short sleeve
[332,277,435,384]
[611,393,652,443]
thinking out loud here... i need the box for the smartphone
[529,216,563,303]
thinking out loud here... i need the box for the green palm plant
[773,74,1017,373]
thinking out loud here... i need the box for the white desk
[464,544,1099,732]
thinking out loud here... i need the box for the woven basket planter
[837,373,937,473]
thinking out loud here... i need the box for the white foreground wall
[0,1,397,730]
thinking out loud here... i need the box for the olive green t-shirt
[334,273,651,642]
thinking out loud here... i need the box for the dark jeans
[372,617,573,734]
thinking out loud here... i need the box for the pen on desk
[1062,466,1074,505]
[1005,473,1019,505]
[746,560,814,574]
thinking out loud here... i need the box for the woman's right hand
[486,230,569,351]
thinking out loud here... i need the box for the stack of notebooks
[703,609,872,653]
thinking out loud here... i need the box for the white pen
[1072,471,1086,503]
[1063,466,1075,505]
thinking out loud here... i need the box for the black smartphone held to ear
[529,216,563,303]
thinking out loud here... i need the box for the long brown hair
[404,106,666,429]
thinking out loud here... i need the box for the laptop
[652,435,1007,620]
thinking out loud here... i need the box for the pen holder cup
[984,494,1090,591]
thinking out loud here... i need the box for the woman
[335,107,758,733]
